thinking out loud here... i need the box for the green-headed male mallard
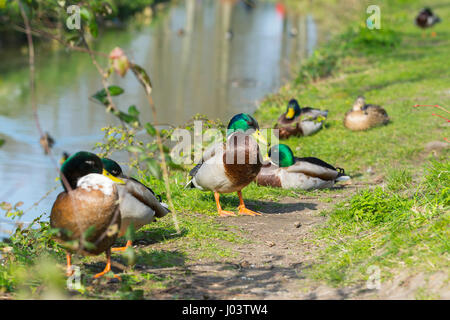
[256,144,350,190]
[276,99,328,139]
[50,151,125,279]
[344,96,389,131]
[101,158,170,251]
[187,113,267,217]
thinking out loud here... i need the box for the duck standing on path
[256,144,350,190]
[276,99,328,139]
[101,158,170,252]
[415,7,441,37]
[344,96,389,131]
[50,151,125,279]
[187,113,268,217]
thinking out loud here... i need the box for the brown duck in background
[50,151,125,279]
[344,96,389,131]
[275,99,328,139]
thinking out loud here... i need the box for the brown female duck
[344,96,389,131]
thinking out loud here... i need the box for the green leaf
[144,122,156,136]
[83,225,97,240]
[92,86,124,105]
[125,224,135,242]
[128,105,140,117]
[131,63,152,95]
[146,159,162,179]
[126,146,144,153]
[0,139,4,147]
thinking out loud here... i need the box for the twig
[145,93,181,234]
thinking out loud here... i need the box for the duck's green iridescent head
[60,151,124,191]
[286,99,301,120]
[227,113,268,148]
[101,158,123,177]
[227,113,259,134]
[269,144,295,167]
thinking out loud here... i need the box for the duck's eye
[85,160,96,167]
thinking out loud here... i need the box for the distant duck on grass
[187,113,268,217]
[256,144,350,190]
[415,7,441,37]
[275,99,328,139]
[50,151,125,279]
[344,96,389,131]
[101,158,170,252]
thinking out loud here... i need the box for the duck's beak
[102,169,126,184]
[251,129,268,147]
[286,108,295,119]
[251,130,270,163]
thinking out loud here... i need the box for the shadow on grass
[135,259,368,299]
[200,193,318,214]
[114,226,188,247]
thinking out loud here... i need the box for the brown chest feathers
[50,187,121,256]
[223,133,262,188]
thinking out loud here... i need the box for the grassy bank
[254,0,449,291]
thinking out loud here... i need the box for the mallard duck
[275,99,328,139]
[101,158,170,251]
[415,8,441,36]
[187,113,267,217]
[344,96,389,131]
[256,144,350,189]
[50,151,125,279]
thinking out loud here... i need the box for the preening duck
[344,96,389,131]
[101,158,170,251]
[275,99,328,139]
[187,113,268,217]
[50,151,125,279]
[256,144,350,190]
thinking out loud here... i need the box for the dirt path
[138,184,377,299]
[125,174,448,300]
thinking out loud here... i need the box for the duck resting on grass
[256,144,350,190]
[344,96,389,131]
[275,99,328,139]
[101,158,170,252]
[187,113,268,217]
[50,151,125,279]
[415,7,441,37]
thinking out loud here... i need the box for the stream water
[0,0,318,236]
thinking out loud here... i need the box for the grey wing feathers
[124,178,170,218]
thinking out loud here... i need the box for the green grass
[307,160,449,286]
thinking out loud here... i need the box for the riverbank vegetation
[1,0,449,299]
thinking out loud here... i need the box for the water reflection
[0,0,318,234]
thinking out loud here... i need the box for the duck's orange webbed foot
[238,205,261,216]
[66,253,74,277]
[93,250,121,280]
[111,240,133,253]
[214,192,236,217]
[218,210,236,217]
[237,191,261,216]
